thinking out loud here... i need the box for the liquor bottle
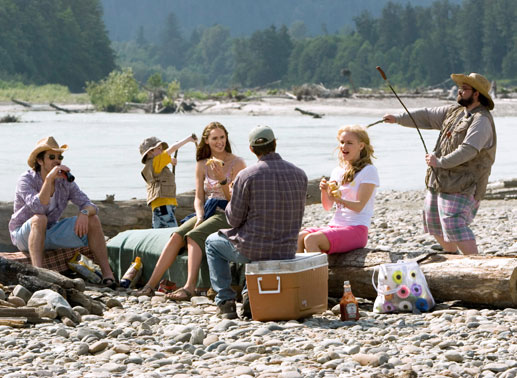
[339,280,360,321]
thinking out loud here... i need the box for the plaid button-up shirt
[222,153,307,261]
[9,170,96,244]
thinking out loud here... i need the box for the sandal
[165,287,194,302]
[102,277,118,290]
[133,285,155,297]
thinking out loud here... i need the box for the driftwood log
[0,256,105,317]
[11,98,32,107]
[0,256,79,289]
[294,107,323,118]
[328,249,517,308]
[49,103,81,113]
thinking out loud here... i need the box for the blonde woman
[135,121,246,300]
[297,125,379,254]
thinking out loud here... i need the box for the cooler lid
[245,252,328,274]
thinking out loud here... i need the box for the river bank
[2,95,517,118]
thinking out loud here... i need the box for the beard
[457,93,474,107]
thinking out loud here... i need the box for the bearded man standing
[383,73,496,255]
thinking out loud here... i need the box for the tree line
[0,0,115,92]
[101,0,443,42]
[114,0,517,91]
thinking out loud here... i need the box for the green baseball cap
[249,125,275,146]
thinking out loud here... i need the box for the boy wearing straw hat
[383,73,496,255]
[9,136,117,287]
[139,134,197,228]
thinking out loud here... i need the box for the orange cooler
[245,252,328,321]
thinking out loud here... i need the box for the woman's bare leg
[182,237,203,295]
[297,230,310,253]
[304,231,330,252]
[144,233,185,289]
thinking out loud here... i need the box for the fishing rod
[376,66,440,186]
[173,133,198,174]
[376,66,429,154]
[366,119,383,128]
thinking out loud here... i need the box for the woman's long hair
[337,125,375,183]
[196,122,232,161]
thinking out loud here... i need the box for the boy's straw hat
[140,137,168,163]
[28,136,68,168]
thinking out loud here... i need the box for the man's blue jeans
[206,232,251,305]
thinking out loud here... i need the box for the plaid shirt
[222,153,307,261]
[9,169,96,244]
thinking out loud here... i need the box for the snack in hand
[205,157,225,167]
[328,181,340,198]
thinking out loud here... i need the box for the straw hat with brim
[28,136,68,168]
[451,72,494,110]
[140,137,169,163]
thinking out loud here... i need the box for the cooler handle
[257,276,281,294]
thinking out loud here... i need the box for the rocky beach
[1,96,517,377]
[1,188,516,378]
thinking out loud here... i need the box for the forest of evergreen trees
[0,0,115,92]
[1,0,516,93]
[113,0,517,91]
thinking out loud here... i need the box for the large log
[0,256,79,290]
[328,249,517,308]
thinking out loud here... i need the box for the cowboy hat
[28,136,68,168]
[450,72,494,110]
[139,136,169,164]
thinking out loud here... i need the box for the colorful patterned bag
[372,260,435,313]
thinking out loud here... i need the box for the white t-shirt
[329,164,380,227]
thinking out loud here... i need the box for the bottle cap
[343,280,350,285]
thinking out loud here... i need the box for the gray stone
[36,305,57,319]
[444,350,464,362]
[13,285,32,303]
[89,340,109,354]
[233,366,254,376]
[73,306,89,315]
[56,305,80,323]
[28,289,71,310]
[190,327,205,345]
[484,363,510,373]
[7,296,25,307]
[191,296,212,305]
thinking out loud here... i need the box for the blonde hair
[336,125,375,183]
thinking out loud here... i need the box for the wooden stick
[11,98,32,107]
[0,307,38,318]
[294,107,323,118]
[0,318,27,327]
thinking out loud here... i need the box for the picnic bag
[372,260,435,313]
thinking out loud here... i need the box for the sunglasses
[47,154,64,161]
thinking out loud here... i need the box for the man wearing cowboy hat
[9,136,117,286]
[383,73,496,255]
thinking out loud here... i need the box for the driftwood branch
[328,249,517,308]
[11,98,32,108]
[295,107,323,118]
[0,318,26,327]
[49,103,80,113]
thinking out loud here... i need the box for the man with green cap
[205,125,308,319]
[383,72,496,255]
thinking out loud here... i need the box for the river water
[1,112,515,201]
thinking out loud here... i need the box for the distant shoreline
[2,96,517,118]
